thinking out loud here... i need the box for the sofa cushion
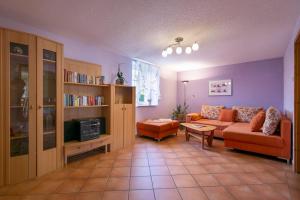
[192,119,233,130]
[262,106,281,135]
[250,111,266,132]
[187,113,202,121]
[201,105,224,120]
[223,123,284,148]
[232,106,263,122]
[218,109,236,122]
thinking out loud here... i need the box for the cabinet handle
[38,105,43,109]
[29,105,33,110]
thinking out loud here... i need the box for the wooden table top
[181,123,217,132]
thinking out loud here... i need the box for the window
[132,60,160,106]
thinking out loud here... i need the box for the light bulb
[185,46,192,54]
[162,50,168,57]
[166,47,173,55]
[176,46,182,54]
[192,42,199,51]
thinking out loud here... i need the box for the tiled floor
[1,132,300,200]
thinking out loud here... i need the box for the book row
[64,94,104,107]
[64,69,100,84]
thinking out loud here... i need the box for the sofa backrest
[232,106,264,123]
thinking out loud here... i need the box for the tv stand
[64,134,111,164]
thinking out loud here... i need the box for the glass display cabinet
[2,29,63,185]
[5,29,37,184]
[36,38,63,177]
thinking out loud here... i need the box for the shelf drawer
[66,144,91,156]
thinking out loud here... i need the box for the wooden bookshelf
[63,58,112,163]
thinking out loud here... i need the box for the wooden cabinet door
[123,104,134,147]
[4,29,37,184]
[36,37,63,176]
[113,104,124,150]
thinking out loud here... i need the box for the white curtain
[132,60,160,106]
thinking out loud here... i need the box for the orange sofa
[186,111,291,161]
[223,116,291,160]
[136,120,179,141]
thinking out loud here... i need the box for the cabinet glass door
[42,49,56,150]
[9,42,29,157]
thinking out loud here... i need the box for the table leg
[207,131,214,147]
[202,133,205,149]
[185,129,189,141]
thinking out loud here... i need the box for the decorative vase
[116,78,124,85]
[116,66,125,85]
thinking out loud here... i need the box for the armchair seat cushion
[223,123,284,148]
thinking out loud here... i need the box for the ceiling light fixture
[166,47,173,55]
[176,46,182,54]
[192,42,199,51]
[185,46,192,54]
[162,37,199,57]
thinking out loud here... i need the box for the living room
[0,1,300,200]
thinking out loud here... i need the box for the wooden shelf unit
[112,85,136,151]
[63,58,113,163]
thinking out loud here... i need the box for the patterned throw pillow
[262,106,281,135]
[232,106,263,122]
[201,105,224,120]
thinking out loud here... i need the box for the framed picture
[209,79,232,96]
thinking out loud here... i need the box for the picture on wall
[209,79,232,96]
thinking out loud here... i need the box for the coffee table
[181,123,216,149]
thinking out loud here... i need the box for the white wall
[0,16,132,84]
[283,16,300,121]
[0,16,177,121]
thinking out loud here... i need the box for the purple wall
[177,58,284,112]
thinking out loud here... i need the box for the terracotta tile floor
[1,132,300,200]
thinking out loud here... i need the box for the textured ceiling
[0,0,299,71]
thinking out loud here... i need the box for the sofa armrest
[280,116,292,159]
[186,113,201,123]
